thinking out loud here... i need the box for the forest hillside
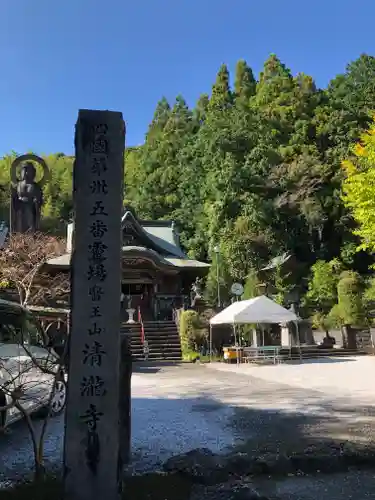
[1,53,375,318]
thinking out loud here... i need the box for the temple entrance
[121,282,154,321]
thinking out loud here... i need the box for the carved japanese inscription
[64,110,125,500]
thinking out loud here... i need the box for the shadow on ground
[129,378,375,478]
[282,357,358,365]
[228,397,375,461]
[132,361,184,374]
[2,391,375,500]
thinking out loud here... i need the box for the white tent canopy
[209,295,297,325]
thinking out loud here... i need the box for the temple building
[46,207,210,322]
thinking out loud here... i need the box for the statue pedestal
[126,308,136,324]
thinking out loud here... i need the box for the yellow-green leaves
[342,117,375,252]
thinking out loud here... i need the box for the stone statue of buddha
[10,155,50,234]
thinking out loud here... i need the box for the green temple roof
[46,250,209,270]
[46,209,209,271]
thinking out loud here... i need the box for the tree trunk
[343,324,357,350]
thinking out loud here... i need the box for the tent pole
[296,321,302,361]
[233,321,239,366]
[238,322,242,365]
[209,324,212,362]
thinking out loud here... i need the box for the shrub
[336,271,367,327]
[243,269,260,300]
[182,350,200,362]
[311,310,336,333]
[178,310,203,355]
[327,304,343,328]
[305,259,342,314]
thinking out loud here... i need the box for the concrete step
[299,351,368,358]
[145,333,180,338]
[149,349,181,356]
[282,349,368,360]
[133,349,181,354]
[122,323,178,328]
[133,348,181,354]
[123,320,182,361]
[128,328,178,334]
[143,331,179,336]
[144,333,180,338]
[141,332,179,338]
[136,346,181,351]
[133,356,182,361]
[146,342,181,348]
[153,342,181,346]
[144,321,177,326]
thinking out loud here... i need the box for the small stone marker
[64,110,125,500]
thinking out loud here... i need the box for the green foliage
[178,310,204,354]
[182,350,200,362]
[342,117,375,253]
[311,311,336,332]
[221,217,269,281]
[240,270,261,335]
[327,304,344,329]
[305,259,343,314]
[117,53,375,299]
[209,64,232,111]
[242,269,261,300]
[0,153,74,233]
[204,248,231,307]
[273,265,294,306]
[364,275,375,303]
[1,53,374,315]
[340,242,358,266]
[234,59,256,104]
[336,271,367,326]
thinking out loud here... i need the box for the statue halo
[11,154,50,188]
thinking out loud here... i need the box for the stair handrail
[138,306,146,344]
[138,307,150,360]
[172,307,182,326]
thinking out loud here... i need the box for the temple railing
[173,307,184,327]
[137,306,150,360]
[137,306,145,344]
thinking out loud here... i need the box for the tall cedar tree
[0,54,374,320]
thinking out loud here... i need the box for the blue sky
[0,0,374,157]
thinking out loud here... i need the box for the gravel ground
[1,361,375,486]
[208,355,375,401]
[255,470,375,499]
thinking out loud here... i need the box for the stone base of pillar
[281,324,290,347]
[126,308,136,323]
[251,328,262,347]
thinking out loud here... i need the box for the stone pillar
[280,324,291,346]
[251,328,259,347]
[64,110,125,500]
[67,222,74,252]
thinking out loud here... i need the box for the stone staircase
[355,329,374,352]
[121,320,182,361]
